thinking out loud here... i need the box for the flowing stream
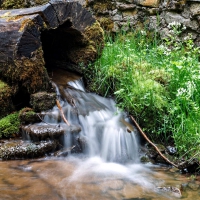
[0,70,199,199]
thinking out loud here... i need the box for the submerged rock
[187,182,199,191]
[155,154,175,165]
[140,155,154,164]
[0,140,58,160]
[157,186,182,198]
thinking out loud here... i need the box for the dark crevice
[41,19,84,73]
[12,86,30,110]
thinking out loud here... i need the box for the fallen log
[0,0,104,94]
[0,0,104,118]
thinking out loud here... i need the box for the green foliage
[0,113,20,138]
[88,23,200,159]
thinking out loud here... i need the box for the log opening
[41,19,83,73]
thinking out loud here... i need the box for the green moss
[3,47,51,93]
[19,107,39,124]
[0,113,20,138]
[84,21,104,49]
[0,80,14,118]
[0,0,48,9]
[67,21,104,71]
[92,1,114,14]
[98,17,114,32]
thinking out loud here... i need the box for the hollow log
[0,0,104,94]
[0,0,104,117]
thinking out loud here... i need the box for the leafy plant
[87,22,200,160]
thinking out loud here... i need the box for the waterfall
[45,79,138,163]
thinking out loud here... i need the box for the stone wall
[80,0,200,45]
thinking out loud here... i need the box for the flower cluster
[176,81,196,98]
[167,21,186,31]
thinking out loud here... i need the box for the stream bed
[0,158,199,200]
[0,69,199,199]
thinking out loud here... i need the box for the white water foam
[58,79,139,163]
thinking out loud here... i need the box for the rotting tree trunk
[0,0,104,117]
[0,0,104,94]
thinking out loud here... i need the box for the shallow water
[0,157,199,200]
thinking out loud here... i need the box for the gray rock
[0,140,58,160]
[164,11,199,30]
[116,3,136,11]
[190,3,200,16]
[112,14,123,21]
[22,124,65,141]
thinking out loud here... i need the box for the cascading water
[47,78,138,163]
[1,74,197,200]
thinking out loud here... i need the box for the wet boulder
[0,140,58,160]
[187,182,199,191]
[146,144,166,159]
[157,186,182,198]
[140,155,154,164]
[155,154,175,165]
[54,144,82,157]
[19,107,41,124]
[30,92,56,112]
[66,125,82,134]
[22,124,65,141]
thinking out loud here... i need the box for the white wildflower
[182,25,186,30]
[176,88,187,97]
[167,21,181,29]
[186,81,196,98]
[141,30,147,36]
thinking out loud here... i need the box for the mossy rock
[0,0,49,9]
[0,140,58,160]
[0,80,14,118]
[30,92,56,112]
[98,17,114,32]
[19,107,40,124]
[140,155,154,163]
[0,112,20,139]
[86,0,114,14]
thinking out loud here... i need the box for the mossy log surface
[0,0,104,94]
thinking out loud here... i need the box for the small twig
[56,99,70,126]
[130,115,178,168]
